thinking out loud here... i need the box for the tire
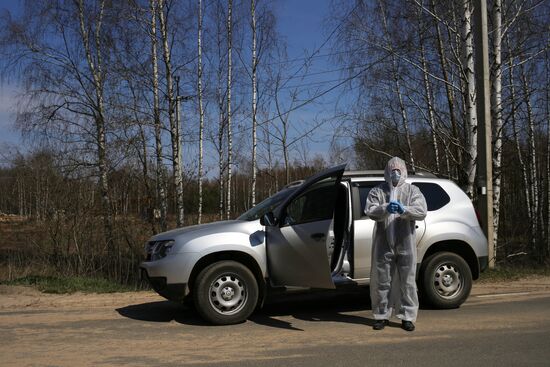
[419,252,472,309]
[193,260,258,325]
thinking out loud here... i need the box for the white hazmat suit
[365,157,427,322]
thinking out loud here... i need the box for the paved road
[1,283,549,367]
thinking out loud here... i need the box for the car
[140,164,488,325]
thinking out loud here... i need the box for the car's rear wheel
[194,260,258,325]
[420,252,472,309]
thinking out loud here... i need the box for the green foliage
[1,275,137,294]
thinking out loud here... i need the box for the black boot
[373,319,389,330]
[401,320,415,332]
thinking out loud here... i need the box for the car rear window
[356,181,450,214]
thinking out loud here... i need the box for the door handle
[311,233,325,241]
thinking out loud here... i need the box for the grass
[478,266,550,283]
[2,266,548,294]
[1,275,137,294]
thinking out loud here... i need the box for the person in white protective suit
[365,157,427,331]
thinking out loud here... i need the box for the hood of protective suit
[384,157,408,187]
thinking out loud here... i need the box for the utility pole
[473,0,494,268]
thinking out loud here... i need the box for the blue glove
[387,201,405,214]
[387,201,398,214]
[395,201,405,214]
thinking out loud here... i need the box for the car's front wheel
[419,252,472,309]
[193,260,258,325]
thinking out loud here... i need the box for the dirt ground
[1,275,548,311]
[1,276,549,367]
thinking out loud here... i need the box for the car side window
[283,181,337,226]
[411,182,450,211]
[354,181,449,217]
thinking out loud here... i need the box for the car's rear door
[266,164,346,288]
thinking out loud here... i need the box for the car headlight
[145,240,175,261]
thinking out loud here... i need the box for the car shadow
[116,301,210,326]
[116,288,398,330]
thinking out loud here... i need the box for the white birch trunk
[216,8,225,220]
[251,0,258,207]
[264,122,274,196]
[218,95,225,220]
[150,0,167,231]
[77,0,114,249]
[158,0,185,227]
[491,0,502,261]
[197,0,204,224]
[226,0,233,220]
[520,62,539,257]
[461,0,477,198]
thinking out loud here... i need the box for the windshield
[238,186,298,221]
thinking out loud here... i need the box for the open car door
[265,164,346,288]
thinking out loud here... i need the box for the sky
[0,0,343,165]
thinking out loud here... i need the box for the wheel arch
[188,251,267,308]
[420,240,480,280]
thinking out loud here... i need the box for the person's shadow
[249,288,400,330]
[116,288,399,330]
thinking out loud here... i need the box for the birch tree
[461,0,477,198]
[226,0,233,219]
[491,0,503,260]
[197,0,205,224]
[76,0,115,250]
[430,0,461,178]
[251,0,258,206]
[213,0,227,220]
[150,0,167,231]
[158,0,185,226]
[520,61,539,258]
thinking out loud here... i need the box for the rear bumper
[141,267,188,302]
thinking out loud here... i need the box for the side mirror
[260,212,278,226]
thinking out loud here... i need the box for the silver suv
[140,165,488,325]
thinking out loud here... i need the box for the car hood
[150,220,262,245]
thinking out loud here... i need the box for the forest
[0,0,548,285]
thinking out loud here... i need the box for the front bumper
[141,267,188,302]
[140,252,196,302]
